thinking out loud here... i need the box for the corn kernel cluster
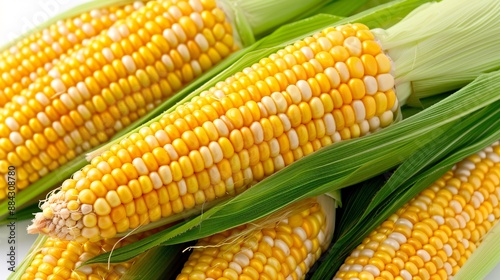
[334,142,500,280]
[0,2,142,107]
[177,197,332,280]
[0,0,236,198]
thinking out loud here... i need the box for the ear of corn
[333,141,500,280]
[0,1,146,107]
[28,22,398,242]
[17,227,164,280]
[176,195,335,280]
[0,0,238,199]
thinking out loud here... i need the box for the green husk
[312,100,500,278]
[374,0,500,106]
[87,68,500,265]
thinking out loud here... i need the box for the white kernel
[304,240,312,252]
[388,232,407,244]
[178,179,187,195]
[60,93,76,110]
[269,138,280,157]
[352,100,366,123]
[208,141,223,163]
[250,121,264,144]
[77,105,91,120]
[199,146,213,169]
[359,248,374,258]
[102,48,114,62]
[145,135,160,149]
[122,55,137,74]
[261,96,277,115]
[287,129,299,150]
[158,166,173,185]
[275,239,290,256]
[382,238,400,251]
[351,264,363,272]
[296,80,312,101]
[172,23,187,42]
[317,37,332,51]
[213,119,229,137]
[52,42,62,54]
[51,79,66,93]
[177,44,190,62]
[189,0,203,12]
[444,262,452,275]
[443,244,453,257]
[53,122,65,136]
[89,10,101,18]
[309,59,323,72]
[363,264,380,277]
[190,13,203,30]
[271,92,287,113]
[471,196,481,209]
[154,130,170,146]
[84,121,96,134]
[293,227,307,241]
[300,46,314,60]
[488,213,495,222]
[76,82,90,99]
[132,158,149,175]
[30,43,40,52]
[118,24,130,37]
[344,36,362,56]
[82,23,95,36]
[163,29,179,47]
[363,76,378,95]
[400,269,412,280]
[332,132,341,142]
[208,165,221,184]
[168,6,183,20]
[273,155,285,170]
[191,60,202,76]
[286,84,302,104]
[335,62,350,82]
[133,1,144,10]
[449,200,463,213]
[278,113,291,131]
[164,144,179,161]
[324,67,340,88]
[37,112,51,127]
[6,117,20,130]
[10,132,23,145]
[161,55,175,71]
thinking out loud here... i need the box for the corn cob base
[334,141,500,280]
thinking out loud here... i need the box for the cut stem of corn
[0,1,146,107]
[333,141,500,280]
[0,0,237,198]
[28,22,397,242]
[176,195,335,280]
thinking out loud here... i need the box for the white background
[0,0,499,279]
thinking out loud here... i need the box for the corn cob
[0,0,237,197]
[0,1,145,107]
[177,195,335,280]
[333,141,500,280]
[28,22,396,242]
[20,227,164,280]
